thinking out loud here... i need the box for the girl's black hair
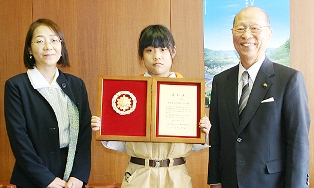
[138,24,175,60]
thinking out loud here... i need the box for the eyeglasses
[232,24,270,35]
[31,38,62,46]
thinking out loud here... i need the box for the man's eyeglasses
[31,38,62,46]
[231,24,270,35]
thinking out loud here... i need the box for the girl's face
[142,46,176,77]
[29,25,62,70]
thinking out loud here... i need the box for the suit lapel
[56,69,76,104]
[238,57,274,132]
[225,66,240,130]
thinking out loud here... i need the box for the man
[207,6,310,188]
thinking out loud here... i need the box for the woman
[4,19,92,188]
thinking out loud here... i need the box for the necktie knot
[241,71,249,85]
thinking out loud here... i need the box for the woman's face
[29,25,62,70]
[142,46,176,77]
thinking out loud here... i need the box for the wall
[1,0,314,187]
[291,1,314,186]
[0,0,32,180]
[0,0,209,187]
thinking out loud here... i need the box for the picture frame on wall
[203,0,290,107]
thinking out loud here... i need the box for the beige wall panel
[170,1,210,187]
[170,0,204,79]
[290,0,314,186]
[0,0,32,181]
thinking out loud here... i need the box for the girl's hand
[46,177,66,188]
[199,115,211,134]
[91,116,101,131]
[66,177,83,188]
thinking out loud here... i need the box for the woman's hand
[199,115,211,134]
[91,116,101,131]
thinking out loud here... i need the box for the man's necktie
[239,71,250,115]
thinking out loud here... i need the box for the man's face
[232,7,272,64]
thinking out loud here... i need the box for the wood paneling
[170,0,204,78]
[0,0,32,181]
[32,0,171,113]
[170,1,210,187]
[1,0,314,188]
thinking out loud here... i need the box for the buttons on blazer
[306,173,310,185]
[236,137,242,143]
[61,83,66,88]
[49,127,57,132]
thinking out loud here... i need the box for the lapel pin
[263,83,267,88]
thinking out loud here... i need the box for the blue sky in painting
[203,0,290,50]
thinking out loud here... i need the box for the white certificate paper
[158,84,197,137]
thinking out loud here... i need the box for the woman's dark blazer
[4,69,92,188]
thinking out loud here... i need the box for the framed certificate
[96,75,205,143]
[151,77,205,143]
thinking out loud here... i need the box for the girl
[91,24,210,188]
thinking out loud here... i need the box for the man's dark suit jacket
[208,57,310,188]
[4,70,92,188]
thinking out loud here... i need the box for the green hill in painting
[203,38,290,107]
[267,38,290,67]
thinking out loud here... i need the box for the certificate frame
[96,75,205,143]
[96,75,152,142]
[151,77,205,143]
